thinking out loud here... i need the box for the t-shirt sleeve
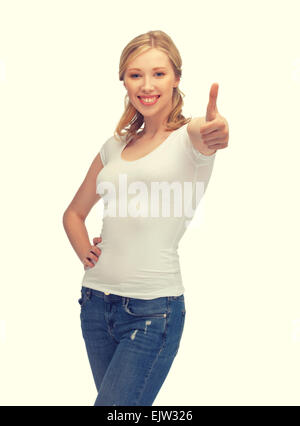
[99,135,114,166]
[180,122,217,166]
[99,142,107,166]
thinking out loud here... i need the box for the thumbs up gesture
[205,82,220,122]
[187,83,229,155]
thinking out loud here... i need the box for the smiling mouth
[138,95,160,105]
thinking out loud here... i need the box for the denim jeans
[78,286,186,406]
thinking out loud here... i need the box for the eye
[130,72,165,78]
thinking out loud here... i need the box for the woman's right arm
[62,153,104,267]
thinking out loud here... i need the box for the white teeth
[139,96,158,103]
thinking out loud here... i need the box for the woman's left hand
[200,83,229,151]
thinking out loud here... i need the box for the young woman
[63,30,229,406]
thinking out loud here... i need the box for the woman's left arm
[187,83,229,156]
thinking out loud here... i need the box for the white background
[0,0,300,406]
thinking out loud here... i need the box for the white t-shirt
[81,122,216,299]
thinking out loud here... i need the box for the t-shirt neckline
[119,125,184,164]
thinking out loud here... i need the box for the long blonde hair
[114,30,192,143]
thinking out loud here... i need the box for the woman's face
[123,48,180,121]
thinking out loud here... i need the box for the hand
[200,83,229,151]
[83,236,102,270]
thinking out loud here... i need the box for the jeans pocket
[170,295,185,314]
[78,287,91,308]
[169,294,184,300]
[123,297,168,318]
[174,309,186,356]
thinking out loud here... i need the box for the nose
[140,75,156,93]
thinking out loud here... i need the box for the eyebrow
[127,67,168,71]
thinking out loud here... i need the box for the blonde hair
[114,30,192,143]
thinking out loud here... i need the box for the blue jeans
[78,286,186,406]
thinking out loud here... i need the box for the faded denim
[78,286,186,406]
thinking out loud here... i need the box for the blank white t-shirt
[81,123,216,299]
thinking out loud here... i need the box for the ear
[174,75,180,88]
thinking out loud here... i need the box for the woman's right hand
[82,236,102,270]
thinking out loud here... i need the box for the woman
[63,30,229,406]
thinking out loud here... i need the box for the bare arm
[62,152,103,266]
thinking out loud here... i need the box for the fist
[83,236,102,270]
